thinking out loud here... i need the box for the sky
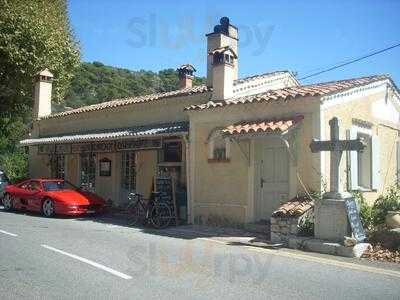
[68,0,400,85]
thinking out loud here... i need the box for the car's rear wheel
[2,194,14,211]
[42,198,55,217]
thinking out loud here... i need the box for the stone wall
[270,209,313,244]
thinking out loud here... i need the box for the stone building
[21,17,400,224]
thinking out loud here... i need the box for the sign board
[154,176,178,225]
[71,143,92,153]
[99,157,112,176]
[344,198,366,242]
[93,141,115,153]
[38,144,55,155]
[116,138,162,151]
[155,176,173,204]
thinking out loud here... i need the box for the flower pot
[385,211,400,229]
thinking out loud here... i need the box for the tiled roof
[222,115,303,136]
[42,85,211,120]
[20,122,188,146]
[186,75,389,111]
[233,70,289,86]
[272,196,314,218]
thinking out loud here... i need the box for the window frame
[207,129,231,163]
[347,125,380,191]
[121,151,136,194]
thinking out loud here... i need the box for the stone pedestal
[314,196,351,242]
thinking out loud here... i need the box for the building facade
[21,18,400,224]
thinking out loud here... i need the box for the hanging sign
[71,143,92,153]
[38,144,55,155]
[116,138,162,151]
[99,157,112,176]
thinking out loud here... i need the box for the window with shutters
[357,133,372,189]
[347,126,380,191]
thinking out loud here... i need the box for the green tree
[64,62,206,109]
[0,0,80,180]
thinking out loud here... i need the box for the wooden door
[256,140,289,221]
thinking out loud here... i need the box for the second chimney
[33,68,53,119]
[177,64,196,89]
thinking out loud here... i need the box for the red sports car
[2,179,106,217]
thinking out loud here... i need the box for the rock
[343,236,357,247]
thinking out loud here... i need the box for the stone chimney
[210,46,237,100]
[206,17,238,88]
[33,69,53,119]
[177,64,196,89]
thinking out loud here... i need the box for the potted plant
[373,185,400,229]
[386,211,400,229]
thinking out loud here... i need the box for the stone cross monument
[310,117,365,241]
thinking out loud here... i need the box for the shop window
[80,153,96,190]
[51,155,65,179]
[208,129,230,162]
[121,152,136,193]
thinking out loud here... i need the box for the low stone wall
[270,196,314,244]
[271,216,301,243]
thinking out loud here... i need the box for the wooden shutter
[371,135,380,190]
[347,128,359,190]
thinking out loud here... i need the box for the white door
[256,140,289,221]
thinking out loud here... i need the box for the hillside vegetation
[59,61,206,111]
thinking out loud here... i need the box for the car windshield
[42,180,78,191]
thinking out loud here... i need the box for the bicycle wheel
[126,201,144,226]
[150,203,172,229]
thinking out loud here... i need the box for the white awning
[20,122,189,146]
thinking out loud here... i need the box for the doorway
[255,138,289,221]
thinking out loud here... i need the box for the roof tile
[186,75,388,111]
[222,115,303,136]
[272,196,314,218]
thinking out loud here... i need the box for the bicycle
[126,192,172,229]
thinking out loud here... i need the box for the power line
[298,42,400,81]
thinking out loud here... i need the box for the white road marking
[0,229,18,237]
[41,244,132,280]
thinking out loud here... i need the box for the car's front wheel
[2,193,14,211]
[42,198,55,217]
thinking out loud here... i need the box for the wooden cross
[310,117,365,196]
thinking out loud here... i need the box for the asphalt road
[1,208,399,300]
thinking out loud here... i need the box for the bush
[298,215,314,236]
[372,185,400,226]
[353,191,375,231]
[0,149,28,182]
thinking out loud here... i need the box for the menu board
[345,198,366,242]
[155,176,178,225]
